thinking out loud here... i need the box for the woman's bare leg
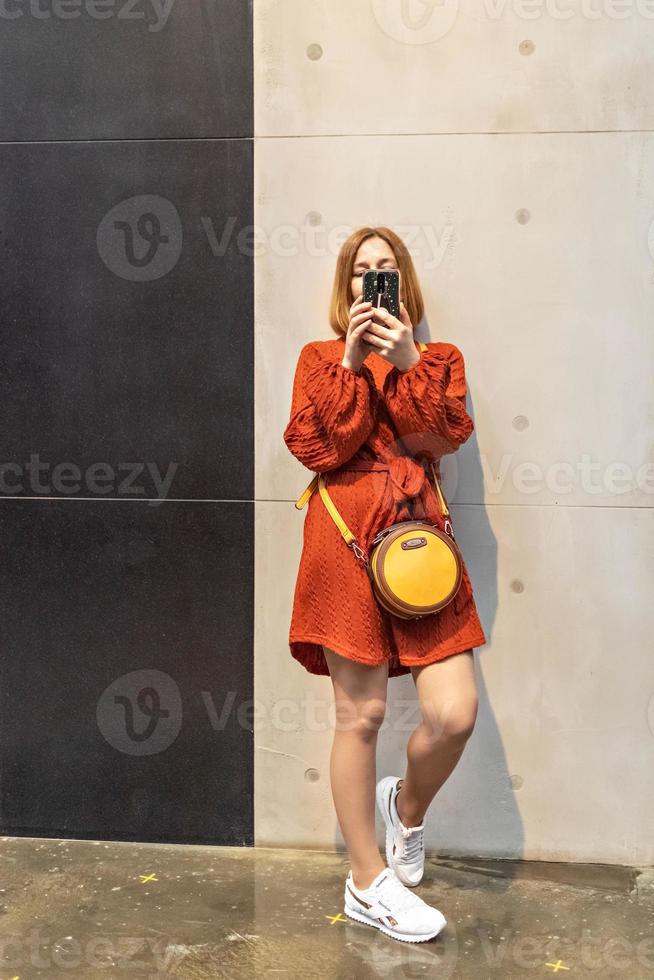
[323,646,389,891]
[395,650,478,828]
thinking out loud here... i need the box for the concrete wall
[255,0,654,863]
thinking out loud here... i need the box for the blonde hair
[328,226,425,337]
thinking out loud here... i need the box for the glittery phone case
[362,269,400,319]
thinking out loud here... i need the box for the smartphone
[362,268,400,319]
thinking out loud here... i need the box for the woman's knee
[422,694,478,745]
[356,698,388,738]
[324,646,389,737]
[333,695,388,739]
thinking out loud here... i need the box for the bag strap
[294,342,452,555]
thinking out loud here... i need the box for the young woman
[283,227,487,944]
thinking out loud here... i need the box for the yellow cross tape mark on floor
[138,874,158,884]
[325,912,347,924]
[545,961,571,972]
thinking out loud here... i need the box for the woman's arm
[283,341,379,472]
[382,343,474,456]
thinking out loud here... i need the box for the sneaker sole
[344,904,446,943]
[376,777,424,887]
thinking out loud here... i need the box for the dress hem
[289,630,487,678]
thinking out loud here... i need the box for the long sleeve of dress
[382,343,474,457]
[283,342,379,472]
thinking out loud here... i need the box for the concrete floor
[1,837,653,979]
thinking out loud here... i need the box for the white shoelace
[400,823,425,863]
[376,869,421,912]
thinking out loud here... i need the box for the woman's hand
[363,302,421,372]
[341,295,376,373]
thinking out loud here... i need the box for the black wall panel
[0,140,253,501]
[0,0,253,141]
[0,1,254,844]
[0,498,253,844]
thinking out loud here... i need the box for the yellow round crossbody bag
[296,461,462,620]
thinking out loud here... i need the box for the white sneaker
[376,775,426,886]
[343,866,446,943]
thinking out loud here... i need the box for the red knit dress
[283,336,487,678]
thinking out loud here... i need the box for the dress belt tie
[336,456,432,505]
[295,455,451,528]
